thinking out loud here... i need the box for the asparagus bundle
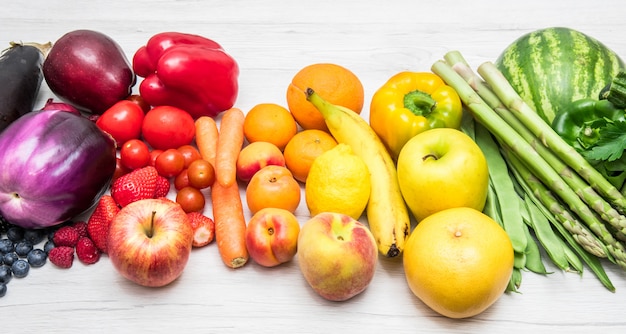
[432,51,625,291]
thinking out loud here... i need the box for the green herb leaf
[583,120,626,162]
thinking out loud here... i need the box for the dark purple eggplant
[0,41,50,132]
[43,29,136,114]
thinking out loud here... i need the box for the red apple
[236,141,285,182]
[297,212,378,301]
[245,207,300,267]
[107,198,193,287]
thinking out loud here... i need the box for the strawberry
[154,175,171,198]
[76,237,100,265]
[52,226,80,247]
[48,246,75,269]
[110,166,158,207]
[187,212,215,247]
[87,195,120,254]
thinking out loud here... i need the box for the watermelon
[495,27,625,124]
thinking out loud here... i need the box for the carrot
[212,179,248,268]
[194,116,219,166]
[215,108,245,187]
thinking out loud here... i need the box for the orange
[403,207,514,319]
[243,103,298,151]
[286,63,364,131]
[245,165,301,214]
[283,129,338,183]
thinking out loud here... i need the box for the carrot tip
[229,257,248,269]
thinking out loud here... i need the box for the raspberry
[71,221,89,239]
[48,246,74,269]
[75,237,100,265]
[52,226,80,247]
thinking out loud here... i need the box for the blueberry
[27,249,47,267]
[15,240,33,257]
[0,239,13,253]
[11,260,28,278]
[2,252,18,266]
[0,265,11,284]
[43,240,55,254]
[0,253,3,265]
[0,283,6,297]
[23,229,45,245]
[6,226,24,242]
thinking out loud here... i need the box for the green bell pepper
[551,98,625,151]
[552,98,626,190]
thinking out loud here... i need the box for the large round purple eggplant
[0,109,117,229]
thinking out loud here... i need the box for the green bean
[474,121,528,254]
[523,196,569,270]
[507,267,522,293]
[559,233,584,273]
[521,222,549,274]
[483,183,503,228]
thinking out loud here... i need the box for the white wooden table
[3,0,626,332]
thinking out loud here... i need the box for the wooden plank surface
[2,0,626,333]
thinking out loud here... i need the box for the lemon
[305,143,370,219]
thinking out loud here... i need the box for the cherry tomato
[149,149,163,167]
[176,186,205,213]
[113,157,131,181]
[187,159,215,189]
[155,148,185,178]
[177,145,202,168]
[174,169,190,190]
[141,106,195,150]
[95,100,145,146]
[126,94,151,113]
[120,139,151,170]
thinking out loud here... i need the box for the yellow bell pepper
[369,71,463,159]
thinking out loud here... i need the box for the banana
[306,88,411,257]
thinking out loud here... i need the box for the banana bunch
[306,88,411,257]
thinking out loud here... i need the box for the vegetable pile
[432,45,626,291]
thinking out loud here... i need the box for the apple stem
[147,210,157,238]
[422,153,438,161]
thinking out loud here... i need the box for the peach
[297,212,378,301]
[245,208,300,267]
[236,141,286,182]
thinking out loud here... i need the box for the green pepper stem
[404,90,436,117]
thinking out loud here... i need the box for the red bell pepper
[132,32,239,119]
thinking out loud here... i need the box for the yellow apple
[297,212,378,301]
[245,207,300,267]
[396,128,489,222]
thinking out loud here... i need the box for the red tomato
[141,106,195,150]
[187,159,215,189]
[96,100,145,146]
[174,169,190,190]
[149,149,163,167]
[120,139,151,170]
[155,148,185,178]
[176,186,205,213]
[177,145,202,168]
